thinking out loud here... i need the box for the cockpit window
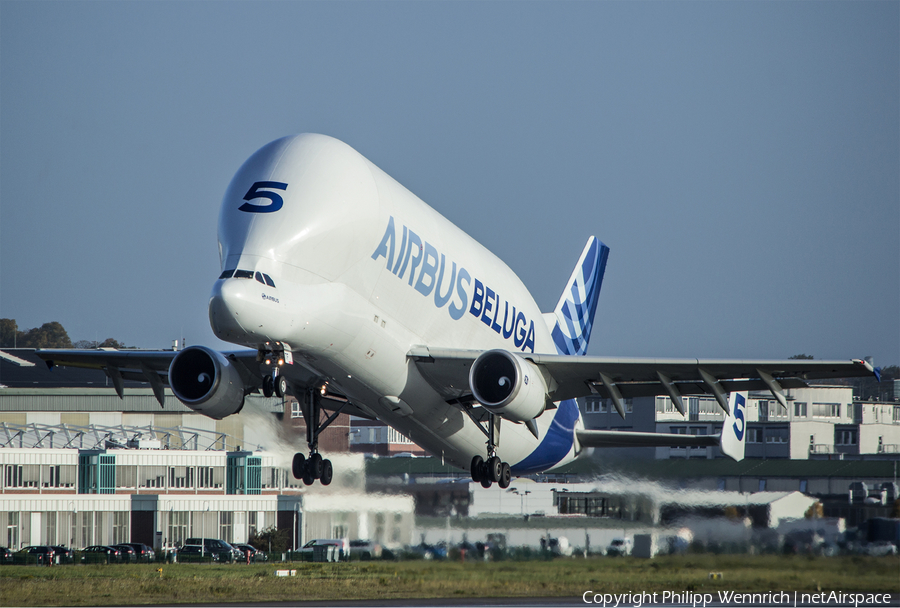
[233,270,254,279]
[218,269,235,279]
[254,272,266,285]
[263,274,276,287]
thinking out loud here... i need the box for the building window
[893,406,900,423]
[812,403,840,418]
[670,426,687,434]
[248,511,258,539]
[793,402,807,417]
[765,428,788,444]
[44,512,56,546]
[689,427,708,436]
[758,400,769,422]
[758,479,767,492]
[168,511,188,548]
[112,512,128,545]
[219,512,233,543]
[748,428,763,444]
[7,512,18,549]
[291,401,301,418]
[836,429,858,446]
[799,480,808,493]
[5,465,22,488]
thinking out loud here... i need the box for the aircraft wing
[35,348,262,405]
[34,347,376,417]
[409,346,878,416]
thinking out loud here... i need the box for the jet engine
[168,346,246,420]
[469,350,548,423]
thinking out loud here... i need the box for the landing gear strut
[464,408,511,489]
[291,386,341,486]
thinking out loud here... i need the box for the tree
[0,319,17,347]
[788,354,814,360]
[248,526,292,553]
[1,320,73,349]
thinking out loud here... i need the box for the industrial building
[0,349,413,553]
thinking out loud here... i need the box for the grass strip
[1,555,897,606]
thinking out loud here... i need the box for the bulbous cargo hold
[168,346,245,420]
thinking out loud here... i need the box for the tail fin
[720,392,748,462]
[549,237,610,356]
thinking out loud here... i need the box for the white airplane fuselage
[208,134,584,473]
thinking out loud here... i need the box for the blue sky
[1,1,897,366]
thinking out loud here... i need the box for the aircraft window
[233,270,254,279]
[263,274,276,287]
[218,269,235,279]
[255,272,266,285]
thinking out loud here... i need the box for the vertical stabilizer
[720,392,748,462]
[549,237,610,356]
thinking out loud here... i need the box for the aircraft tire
[274,375,287,398]
[470,456,484,482]
[309,453,323,479]
[263,376,274,398]
[301,467,315,486]
[480,477,492,488]
[487,456,502,483]
[291,453,306,479]
[498,463,511,488]
[320,459,333,486]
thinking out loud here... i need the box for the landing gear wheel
[309,453,323,479]
[301,466,315,486]
[291,453,306,479]
[274,375,288,398]
[470,455,484,483]
[487,456,502,483]
[263,376,274,398]
[320,459,333,486]
[498,462,511,489]
[480,477,493,488]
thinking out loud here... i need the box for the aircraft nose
[208,279,252,340]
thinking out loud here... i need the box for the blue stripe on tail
[550,237,609,356]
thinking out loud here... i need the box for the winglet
[549,237,610,356]
[719,392,747,462]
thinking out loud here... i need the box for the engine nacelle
[168,346,246,420]
[469,350,548,423]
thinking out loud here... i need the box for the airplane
[36,133,879,488]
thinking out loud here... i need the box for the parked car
[348,539,382,560]
[19,546,56,565]
[865,541,898,556]
[122,543,155,562]
[81,546,122,563]
[176,544,219,561]
[298,538,347,560]
[0,547,12,564]
[233,543,267,562]
[605,537,633,556]
[50,546,74,563]
[112,544,136,562]
[183,538,241,561]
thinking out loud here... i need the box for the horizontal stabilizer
[576,429,720,448]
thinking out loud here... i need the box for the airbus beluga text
[38,134,878,487]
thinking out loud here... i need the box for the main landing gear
[464,408,511,489]
[291,385,343,486]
